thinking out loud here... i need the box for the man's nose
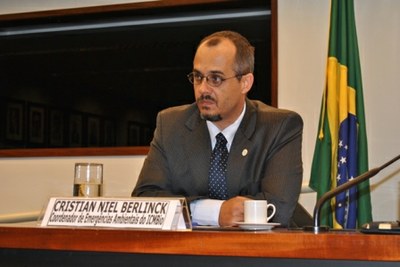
[197,78,212,93]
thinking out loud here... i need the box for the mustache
[196,94,216,103]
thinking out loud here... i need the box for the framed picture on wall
[127,122,141,146]
[5,100,25,142]
[49,109,65,147]
[104,119,115,146]
[69,113,83,147]
[87,116,100,147]
[28,103,46,145]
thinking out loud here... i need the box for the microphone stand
[304,154,400,234]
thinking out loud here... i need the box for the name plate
[40,197,191,230]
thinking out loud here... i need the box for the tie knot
[216,133,227,147]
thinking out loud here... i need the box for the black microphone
[304,154,400,233]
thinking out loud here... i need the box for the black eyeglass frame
[187,72,243,87]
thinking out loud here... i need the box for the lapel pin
[242,149,248,157]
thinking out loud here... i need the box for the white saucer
[235,222,280,231]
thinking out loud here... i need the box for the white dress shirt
[190,104,246,226]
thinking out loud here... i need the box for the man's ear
[241,73,254,94]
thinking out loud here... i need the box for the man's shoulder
[249,99,301,117]
[159,103,197,117]
[242,99,303,143]
[156,103,203,137]
[247,99,303,128]
[157,103,201,129]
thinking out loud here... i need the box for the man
[132,31,303,227]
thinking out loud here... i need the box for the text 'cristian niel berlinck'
[48,200,169,226]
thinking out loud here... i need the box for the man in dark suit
[132,31,303,227]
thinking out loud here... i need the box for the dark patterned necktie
[208,133,229,200]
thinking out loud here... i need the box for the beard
[200,113,222,122]
[197,95,222,122]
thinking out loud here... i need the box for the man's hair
[198,30,255,75]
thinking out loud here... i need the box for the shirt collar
[206,103,246,151]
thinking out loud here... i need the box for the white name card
[40,197,191,231]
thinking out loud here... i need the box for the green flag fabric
[309,0,372,229]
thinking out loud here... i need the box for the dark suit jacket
[132,99,304,225]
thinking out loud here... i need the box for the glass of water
[73,163,103,197]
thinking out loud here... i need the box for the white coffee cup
[244,200,276,223]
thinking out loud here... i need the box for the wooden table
[0,223,399,266]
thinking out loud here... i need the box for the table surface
[0,223,399,262]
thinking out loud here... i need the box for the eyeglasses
[187,72,241,87]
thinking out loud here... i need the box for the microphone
[304,154,400,233]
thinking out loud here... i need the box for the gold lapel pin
[242,149,248,157]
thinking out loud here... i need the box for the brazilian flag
[309,0,372,229]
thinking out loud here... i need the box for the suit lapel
[184,108,212,194]
[226,99,257,197]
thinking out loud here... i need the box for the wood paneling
[0,225,398,261]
